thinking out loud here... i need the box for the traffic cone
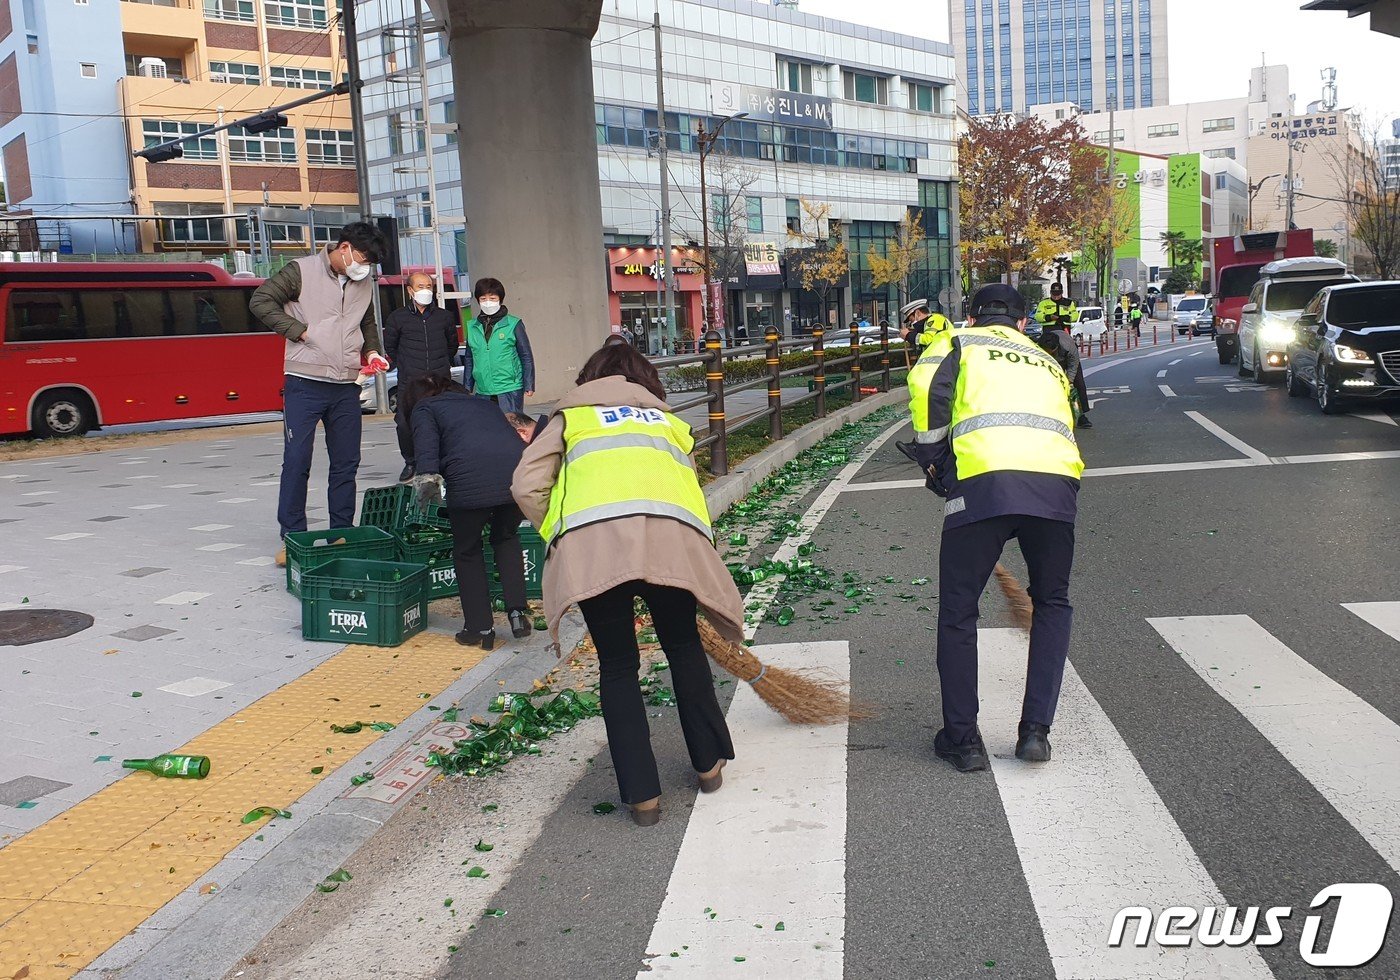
[697,618,863,725]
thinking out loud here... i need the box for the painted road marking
[1081,341,1212,379]
[346,719,476,805]
[1151,615,1400,873]
[979,629,1273,978]
[639,641,848,978]
[1350,412,1399,427]
[1169,358,1182,365]
[1190,350,1206,356]
[1157,384,1177,397]
[1225,385,1270,393]
[1184,411,1271,463]
[1156,370,1168,378]
[1343,602,1400,644]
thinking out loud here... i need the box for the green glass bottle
[776,606,795,626]
[122,754,210,779]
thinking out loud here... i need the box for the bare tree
[786,199,850,332]
[691,150,759,345]
[1321,117,1400,278]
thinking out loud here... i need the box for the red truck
[1211,229,1314,364]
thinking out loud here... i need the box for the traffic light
[241,112,289,134]
[142,143,184,163]
[375,216,401,276]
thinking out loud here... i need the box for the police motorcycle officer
[898,284,1085,773]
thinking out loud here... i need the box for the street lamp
[1248,173,1282,231]
[698,111,748,345]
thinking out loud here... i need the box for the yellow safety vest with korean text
[540,404,713,546]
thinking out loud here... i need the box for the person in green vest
[463,277,535,415]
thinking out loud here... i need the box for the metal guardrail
[654,322,906,477]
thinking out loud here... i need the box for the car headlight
[1259,322,1294,344]
[1333,344,1374,364]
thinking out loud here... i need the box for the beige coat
[510,376,746,648]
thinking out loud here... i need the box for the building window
[203,0,255,23]
[842,70,888,105]
[786,198,801,234]
[227,124,297,163]
[263,0,326,29]
[712,194,730,233]
[79,62,97,79]
[1202,116,1235,133]
[155,203,228,245]
[388,110,424,156]
[907,81,938,113]
[777,58,814,95]
[269,66,334,90]
[746,196,763,234]
[441,98,457,145]
[1146,123,1178,138]
[1202,147,1235,159]
[1091,129,1124,143]
[209,61,260,85]
[142,120,218,161]
[306,128,354,166]
[127,54,185,79]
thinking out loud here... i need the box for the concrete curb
[89,392,905,979]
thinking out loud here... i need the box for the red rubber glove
[365,353,390,375]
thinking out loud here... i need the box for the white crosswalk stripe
[1150,614,1400,873]
[1344,601,1400,642]
[979,628,1274,979]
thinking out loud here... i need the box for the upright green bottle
[122,754,210,779]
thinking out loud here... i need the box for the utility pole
[654,209,664,344]
[341,0,389,414]
[1106,85,1117,303]
[215,106,236,255]
[653,7,676,353]
[697,112,747,345]
[1285,96,1297,231]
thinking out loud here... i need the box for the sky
[796,0,1399,124]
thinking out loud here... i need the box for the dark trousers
[936,515,1075,745]
[393,378,424,467]
[447,502,527,632]
[578,582,734,805]
[489,389,525,415]
[278,375,362,538]
[1072,364,1090,415]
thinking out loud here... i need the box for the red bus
[0,262,454,438]
[1210,230,1314,365]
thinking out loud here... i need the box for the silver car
[359,345,469,413]
[1173,296,1208,335]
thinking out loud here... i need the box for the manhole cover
[0,609,95,646]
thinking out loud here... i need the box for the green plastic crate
[481,521,545,600]
[300,558,429,647]
[359,484,414,530]
[285,526,397,597]
[394,527,457,600]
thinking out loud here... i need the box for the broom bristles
[696,619,863,725]
[994,562,1034,632]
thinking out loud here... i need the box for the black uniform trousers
[578,581,734,805]
[446,502,527,633]
[937,514,1075,745]
[394,372,449,468]
[1072,364,1090,416]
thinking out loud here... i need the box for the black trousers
[393,375,440,467]
[936,515,1075,745]
[447,502,527,633]
[1072,364,1090,416]
[578,581,734,805]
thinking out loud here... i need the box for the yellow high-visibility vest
[540,404,713,546]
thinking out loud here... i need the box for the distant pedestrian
[463,278,535,415]
[410,375,531,650]
[383,272,461,483]
[512,341,744,826]
[1129,302,1144,338]
[901,283,1084,772]
[251,222,389,566]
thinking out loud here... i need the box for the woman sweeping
[512,341,745,826]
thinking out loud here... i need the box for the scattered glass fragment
[466,866,489,878]
[592,802,616,814]
[241,806,292,824]
[310,767,324,775]
[350,773,375,786]
[474,839,494,852]
[484,908,507,918]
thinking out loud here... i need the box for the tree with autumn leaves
[958,114,1106,296]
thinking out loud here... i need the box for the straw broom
[696,618,862,726]
[994,563,1034,631]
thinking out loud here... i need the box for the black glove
[896,441,949,497]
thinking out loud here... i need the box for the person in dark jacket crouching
[410,375,531,649]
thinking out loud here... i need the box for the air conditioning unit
[209,72,226,83]
[138,57,167,79]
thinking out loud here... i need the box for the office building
[953,0,1168,117]
[356,0,960,351]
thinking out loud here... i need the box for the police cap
[899,298,930,320]
[968,283,1027,324]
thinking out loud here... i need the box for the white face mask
[412,288,435,306]
[341,246,372,281]
[478,300,501,316]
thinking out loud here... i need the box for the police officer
[1036,283,1092,429]
[898,298,954,352]
[900,283,1085,772]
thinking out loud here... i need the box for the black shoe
[508,609,532,639]
[1077,414,1093,429]
[398,464,415,483]
[1015,722,1053,762]
[933,728,989,773]
[455,628,495,651]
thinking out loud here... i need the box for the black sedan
[1286,281,1400,414]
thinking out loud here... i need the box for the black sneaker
[455,628,495,651]
[1077,414,1093,429]
[398,464,415,483]
[1015,722,1053,762]
[933,728,989,773]
[508,609,532,639]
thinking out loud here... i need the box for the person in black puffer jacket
[410,375,530,649]
[383,273,462,482]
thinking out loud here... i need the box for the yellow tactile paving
[0,630,488,977]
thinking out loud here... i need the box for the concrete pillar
[433,0,607,401]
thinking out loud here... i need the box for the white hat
[899,298,929,319]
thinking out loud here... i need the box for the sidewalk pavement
[0,392,903,979]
